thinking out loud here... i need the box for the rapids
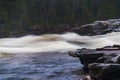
[0,32,120,80]
[0,32,120,54]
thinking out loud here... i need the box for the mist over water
[0,32,120,54]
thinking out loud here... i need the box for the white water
[0,32,120,53]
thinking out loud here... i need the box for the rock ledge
[69,45,120,80]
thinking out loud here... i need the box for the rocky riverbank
[69,45,120,80]
[72,19,120,36]
[1,19,120,38]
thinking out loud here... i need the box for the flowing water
[0,32,120,80]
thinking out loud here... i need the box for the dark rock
[68,45,120,80]
[79,52,104,73]
[96,56,106,63]
[88,63,103,79]
[113,44,120,48]
[89,63,120,80]
[99,65,120,80]
[98,54,118,63]
[69,48,104,72]
[69,45,120,72]
[105,56,119,63]
[116,56,120,63]
[72,19,120,35]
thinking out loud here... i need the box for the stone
[88,63,103,79]
[89,63,120,80]
[68,48,104,72]
[98,54,118,63]
[116,56,120,63]
[71,19,120,35]
[68,45,120,80]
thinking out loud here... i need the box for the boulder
[72,19,120,35]
[89,63,120,80]
[69,48,104,72]
[68,45,120,80]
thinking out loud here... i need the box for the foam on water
[0,32,120,53]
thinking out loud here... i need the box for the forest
[0,0,120,37]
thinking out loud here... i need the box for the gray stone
[72,19,120,35]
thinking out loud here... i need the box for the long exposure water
[0,32,120,80]
[0,52,82,80]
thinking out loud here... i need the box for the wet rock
[69,48,104,72]
[69,45,120,79]
[89,63,120,80]
[116,56,120,63]
[72,19,120,35]
[96,56,107,63]
[88,63,103,79]
[80,52,104,73]
[99,65,120,80]
[96,53,118,63]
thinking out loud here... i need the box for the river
[0,52,83,80]
[0,32,120,80]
